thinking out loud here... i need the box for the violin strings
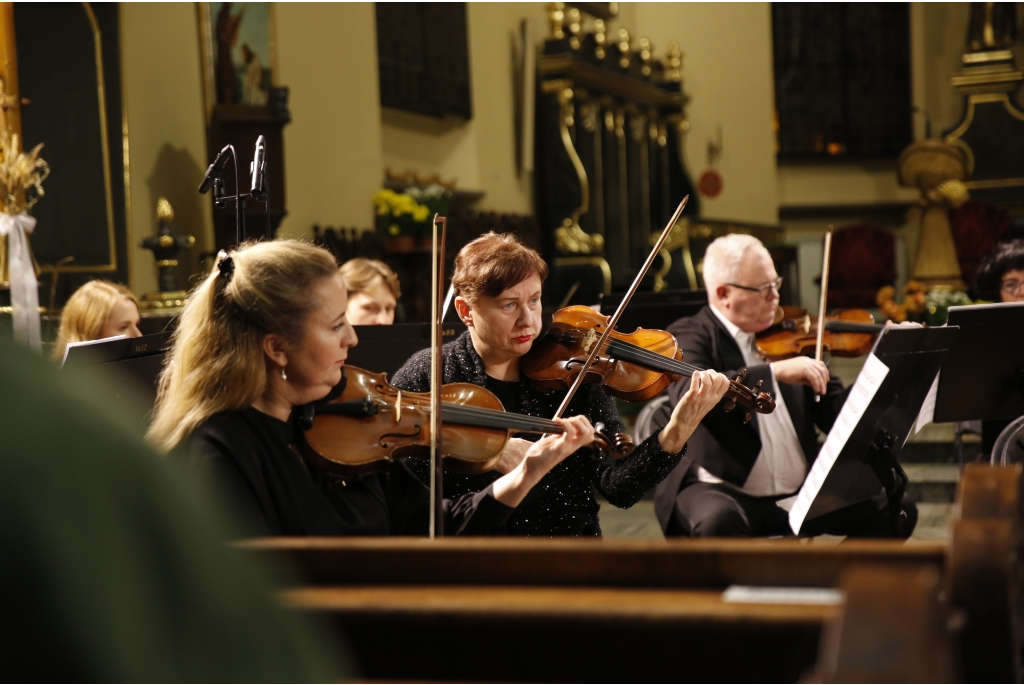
[386,396,570,433]
[605,338,706,376]
[603,338,750,395]
[440,403,564,433]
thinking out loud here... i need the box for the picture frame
[197,2,277,123]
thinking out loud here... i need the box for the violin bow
[813,225,834,403]
[429,214,447,538]
[815,225,834,362]
[553,195,689,419]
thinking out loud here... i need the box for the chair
[825,224,896,310]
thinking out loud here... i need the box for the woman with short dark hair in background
[975,239,1024,303]
[973,239,1024,457]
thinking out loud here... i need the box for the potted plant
[373,185,452,252]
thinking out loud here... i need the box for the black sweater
[189,406,513,537]
[390,331,684,536]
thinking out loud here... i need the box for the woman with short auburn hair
[148,239,598,537]
[391,231,729,537]
[339,258,401,325]
[53,280,141,363]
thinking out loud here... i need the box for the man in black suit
[654,234,917,538]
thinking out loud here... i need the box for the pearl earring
[280,367,287,381]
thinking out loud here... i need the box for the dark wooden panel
[239,536,945,588]
[15,2,128,298]
[773,3,912,159]
[375,3,471,119]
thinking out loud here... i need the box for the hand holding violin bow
[492,415,596,507]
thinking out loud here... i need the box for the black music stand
[933,302,1024,423]
[598,289,708,332]
[790,325,958,536]
[61,331,172,417]
[346,322,467,378]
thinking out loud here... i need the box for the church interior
[2,2,1024,682]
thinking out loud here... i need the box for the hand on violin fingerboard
[659,369,731,454]
[489,437,535,475]
[771,357,830,395]
[492,415,595,508]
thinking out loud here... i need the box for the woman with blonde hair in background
[148,240,599,537]
[339,257,401,325]
[52,280,141,363]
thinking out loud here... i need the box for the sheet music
[913,373,940,434]
[788,353,890,534]
[60,334,127,367]
[723,585,845,606]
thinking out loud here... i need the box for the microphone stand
[201,139,273,246]
[207,144,246,245]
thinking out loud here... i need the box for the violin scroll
[721,370,774,424]
[589,421,636,463]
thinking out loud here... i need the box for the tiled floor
[597,497,954,541]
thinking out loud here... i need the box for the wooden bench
[239,464,1021,682]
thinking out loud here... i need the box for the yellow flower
[388,224,400,235]
[413,205,430,222]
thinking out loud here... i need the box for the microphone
[198,146,232,194]
[250,135,266,198]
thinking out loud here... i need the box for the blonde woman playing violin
[147,240,601,537]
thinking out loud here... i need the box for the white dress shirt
[691,304,807,498]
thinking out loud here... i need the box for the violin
[755,305,884,361]
[521,305,777,422]
[297,365,635,476]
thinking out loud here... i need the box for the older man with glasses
[654,233,917,539]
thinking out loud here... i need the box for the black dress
[189,406,513,536]
[390,331,685,537]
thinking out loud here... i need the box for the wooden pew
[239,464,1021,682]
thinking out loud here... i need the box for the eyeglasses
[1001,279,1024,296]
[726,276,783,299]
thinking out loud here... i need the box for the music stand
[598,289,708,332]
[933,302,1024,423]
[346,322,467,378]
[789,325,959,535]
[61,331,172,417]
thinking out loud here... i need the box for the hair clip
[217,250,235,280]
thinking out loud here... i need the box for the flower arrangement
[877,281,972,326]
[0,130,49,215]
[373,184,451,238]
[0,130,49,351]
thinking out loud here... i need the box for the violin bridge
[581,328,599,353]
[395,390,402,423]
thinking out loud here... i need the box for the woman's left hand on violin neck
[658,369,731,454]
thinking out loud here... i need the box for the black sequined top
[390,331,685,536]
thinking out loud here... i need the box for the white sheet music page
[788,353,890,534]
[913,373,940,434]
[60,334,127,367]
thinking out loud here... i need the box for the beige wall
[275,2,383,237]
[121,2,211,295]
[634,2,780,225]
[380,2,548,216]
[117,1,992,299]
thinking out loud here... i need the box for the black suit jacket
[653,306,849,531]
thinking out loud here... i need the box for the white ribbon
[0,212,40,351]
